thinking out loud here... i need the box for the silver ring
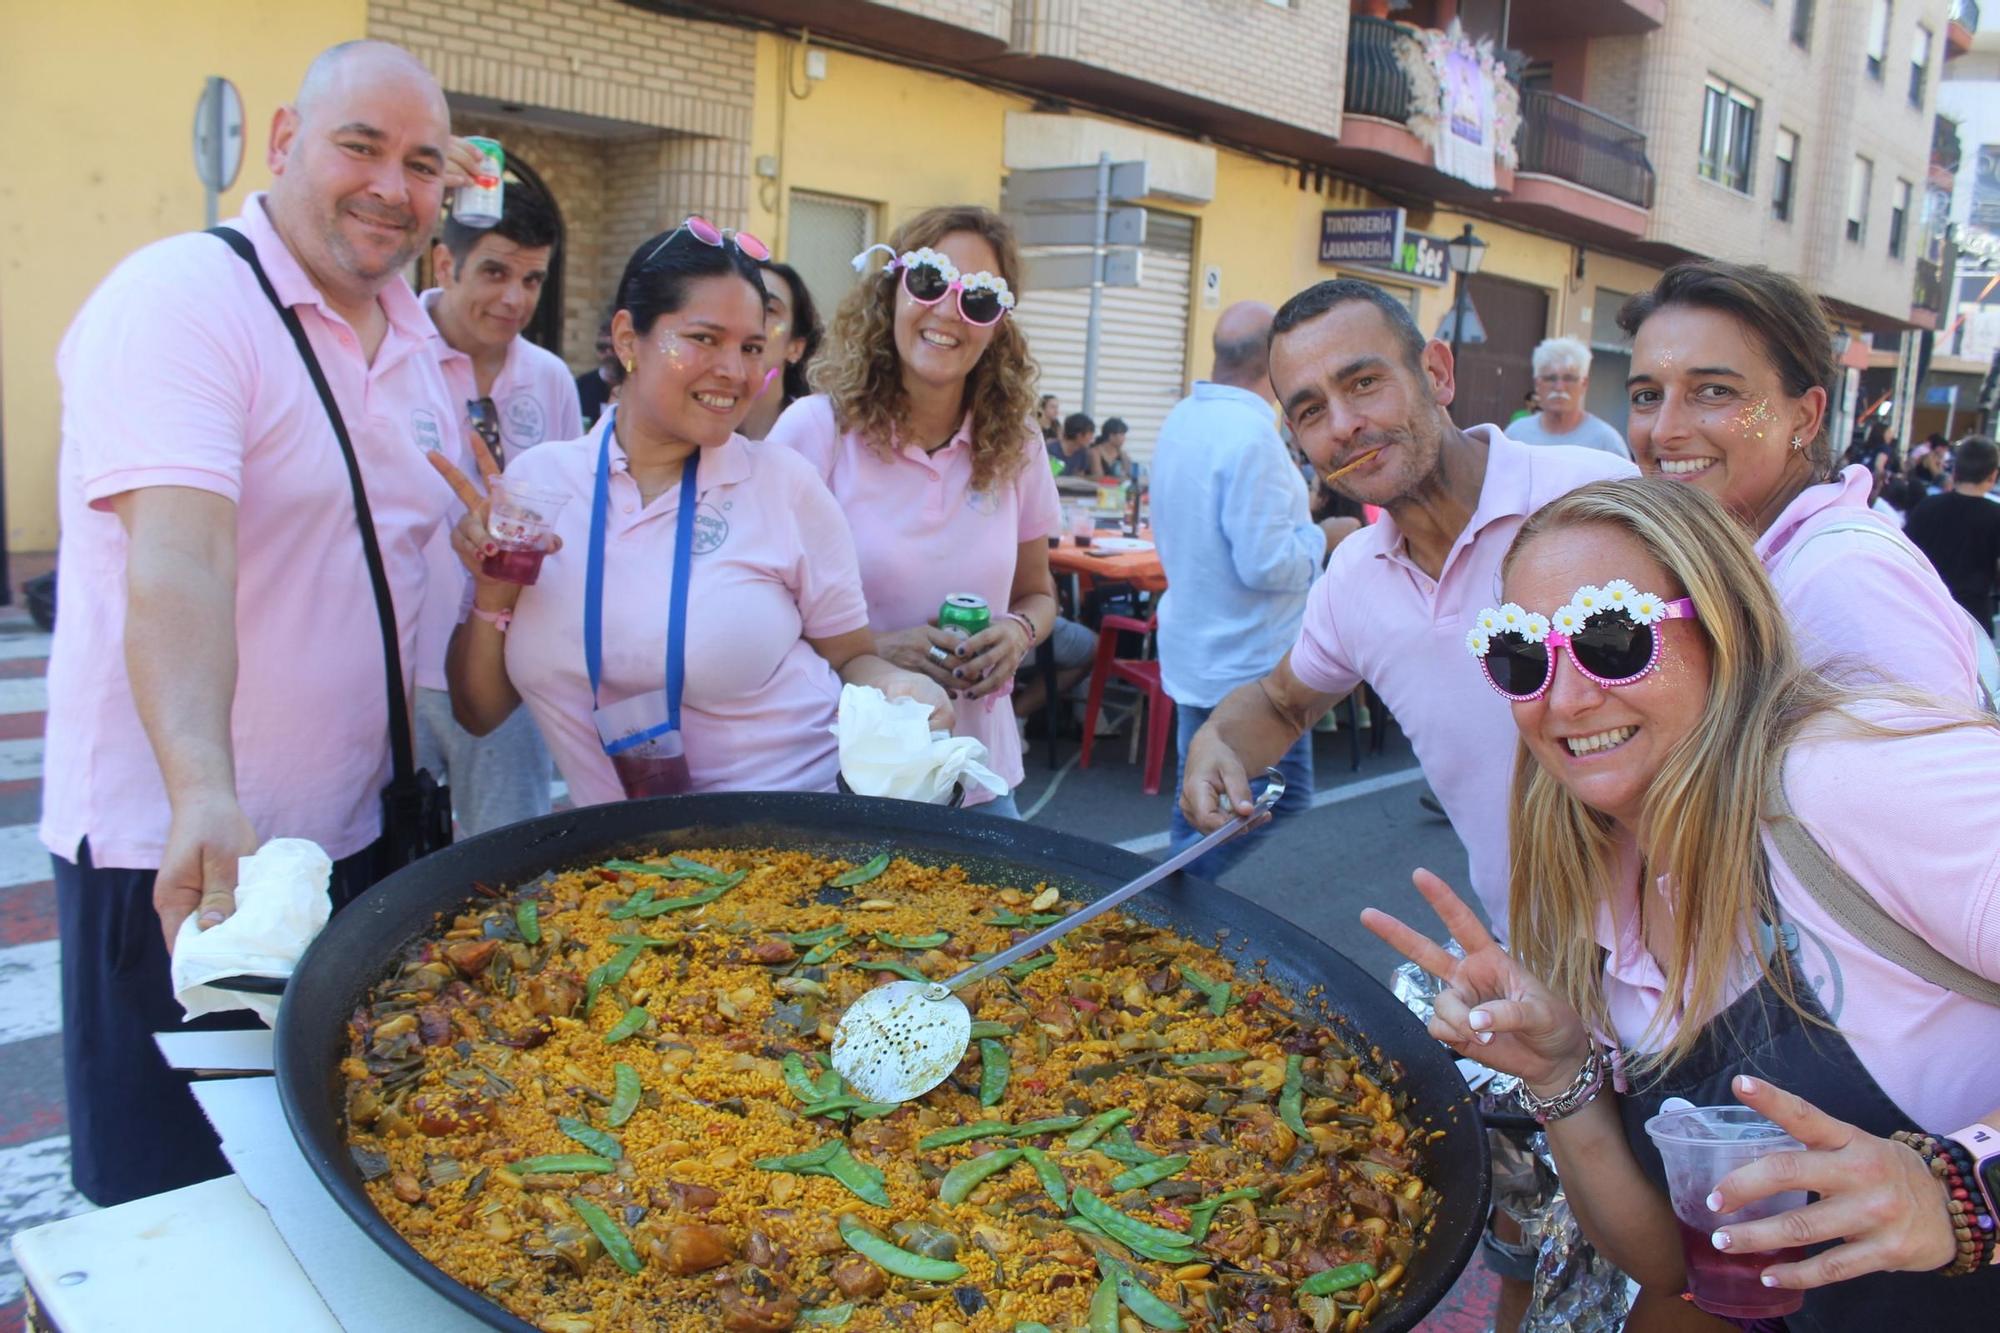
[927,645,951,665]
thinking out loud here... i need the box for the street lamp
[1446,223,1486,366]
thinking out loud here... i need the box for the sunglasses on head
[1466,580,1698,702]
[641,215,771,270]
[852,244,1016,326]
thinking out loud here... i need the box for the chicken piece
[1235,1106,1297,1164]
[665,1182,722,1215]
[830,1253,887,1299]
[716,1264,800,1331]
[442,939,501,978]
[405,1090,496,1136]
[750,938,797,966]
[519,970,584,1018]
[654,1223,734,1275]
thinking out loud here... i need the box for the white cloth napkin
[171,838,334,1025]
[835,685,1007,804]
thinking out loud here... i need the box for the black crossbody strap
[207,226,415,782]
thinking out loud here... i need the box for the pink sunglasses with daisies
[1466,580,1699,702]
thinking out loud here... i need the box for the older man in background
[1504,335,1629,459]
[1150,301,1359,880]
[41,40,464,1206]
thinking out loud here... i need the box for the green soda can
[939,593,991,639]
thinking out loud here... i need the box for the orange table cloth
[1048,531,1166,594]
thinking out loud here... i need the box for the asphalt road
[1012,705,1480,983]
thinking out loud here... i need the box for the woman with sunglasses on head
[430,218,950,806]
[1367,477,2000,1330]
[767,206,1061,817]
[740,259,822,441]
[1621,261,1985,703]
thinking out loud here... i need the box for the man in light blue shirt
[1151,302,1358,879]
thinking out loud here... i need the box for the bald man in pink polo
[40,41,470,1206]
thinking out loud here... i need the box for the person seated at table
[1082,416,1140,482]
[768,205,1062,818]
[1365,476,2000,1329]
[1054,411,1095,475]
[435,220,950,805]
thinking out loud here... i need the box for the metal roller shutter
[1012,210,1195,464]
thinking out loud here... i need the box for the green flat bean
[1014,1325,1055,1333]
[1019,1144,1068,1210]
[1065,1108,1133,1150]
[1103,1257,1189,1331]
[1107,1153,1188,1193]
[823,1146,890,1207]
[604,934,674,948]
[838,1215,967,1281]
[602,1005,648,1044]
[829,852,891,887]
[849,960,929,982]
[784,924,846,946]
[918,1121,1008,1150]
[1295,1261,1377,1297]
[800,1095,870,1118]
[664,854,736,885]
[978,1038,1011,1107]
[606,885,656,917]
[987,910,1063,927]
[848,1101,900,1119]
[1071,1188,1195,1251]
[515,1153,615,1175]
[938,1147,1022,1205]
[1097,1127,1163,1166]
[968,1021,1015,1040]
[782,1053,824,1104]
[556,1116,622,1159]
[800,933,849,966]
[570,1196,641,1274]
[1004,1116,1084,1137]
[1088,1275,1121,1333]
[1005,954,1056,979]
[1176,964,1232,1017]
[874,930,950,949]
[1187,1187,1261,1243]
[631,881,739,915]
[754,1140,845,1172]
[607,1063,641,1127]
[604,943,644,985]
[515,901,540,945]
[1067,1216,1197,1266]
[1278,1053,1308,1137]
[796,1305,854,1326]
[1166,1050,1248,1067]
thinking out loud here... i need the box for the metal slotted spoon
[830,768,1287,1104]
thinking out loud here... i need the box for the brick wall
[1627,0,1948,321]
[873,0,1013,41]
[452,114,610,370]
[1016,0,1343,139]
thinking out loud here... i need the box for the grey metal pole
[1081,151,1110,417]
[1450,270,1468,367]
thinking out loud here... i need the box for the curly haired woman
[767,206,1061,815]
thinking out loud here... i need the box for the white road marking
[0,634,51,663]
[1114,765,1427,855]
[0,1135,94,1306]
[0,678,46,715]
[0,941,61,1045]
[0,825,51,891]
[0,738,43,783]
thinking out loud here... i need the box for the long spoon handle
[941,768,1286,993]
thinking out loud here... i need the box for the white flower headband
[851,243,1017,317]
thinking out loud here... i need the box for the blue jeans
[1166,703,1314,883]
[974,791,1022,819]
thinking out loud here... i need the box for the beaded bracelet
[1892,1131,1995,1275]
[1005,611,1039,648]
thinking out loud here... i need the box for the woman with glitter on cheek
[1618,260,1987,703]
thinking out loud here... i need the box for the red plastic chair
[1079,613,1174,795]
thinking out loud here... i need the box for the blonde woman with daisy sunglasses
[1368,477,2000,1330]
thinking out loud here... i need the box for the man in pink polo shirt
[40,40,462,1206]
[415,182,578,834]
[1178,278,1633,1326]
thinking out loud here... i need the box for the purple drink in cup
[483,481,568,586]
[1644,1104,1809,1320]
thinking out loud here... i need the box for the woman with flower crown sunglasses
[428,218,951,806]
[767,206,1061,817]
[1366,477,2000,1329]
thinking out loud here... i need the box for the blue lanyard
[583,408,701,729]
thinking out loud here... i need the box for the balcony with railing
[1949,0,1979,57]
[1344,14,1412,123]
[1516,88,1655,208]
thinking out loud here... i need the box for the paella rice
[341,848,1442,1332]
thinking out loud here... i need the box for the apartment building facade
[0,0,1961,555]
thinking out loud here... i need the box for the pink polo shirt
[766,394,1063,803]
[1289,428,1636,932]
[1756,465,1982,703]
[415,292,582,691]
[1596,702,2000,1130]
[41,195,457,867]
[499,429,870,806]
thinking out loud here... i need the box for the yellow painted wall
[0,1,367,553]
[750,34,1033,252]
